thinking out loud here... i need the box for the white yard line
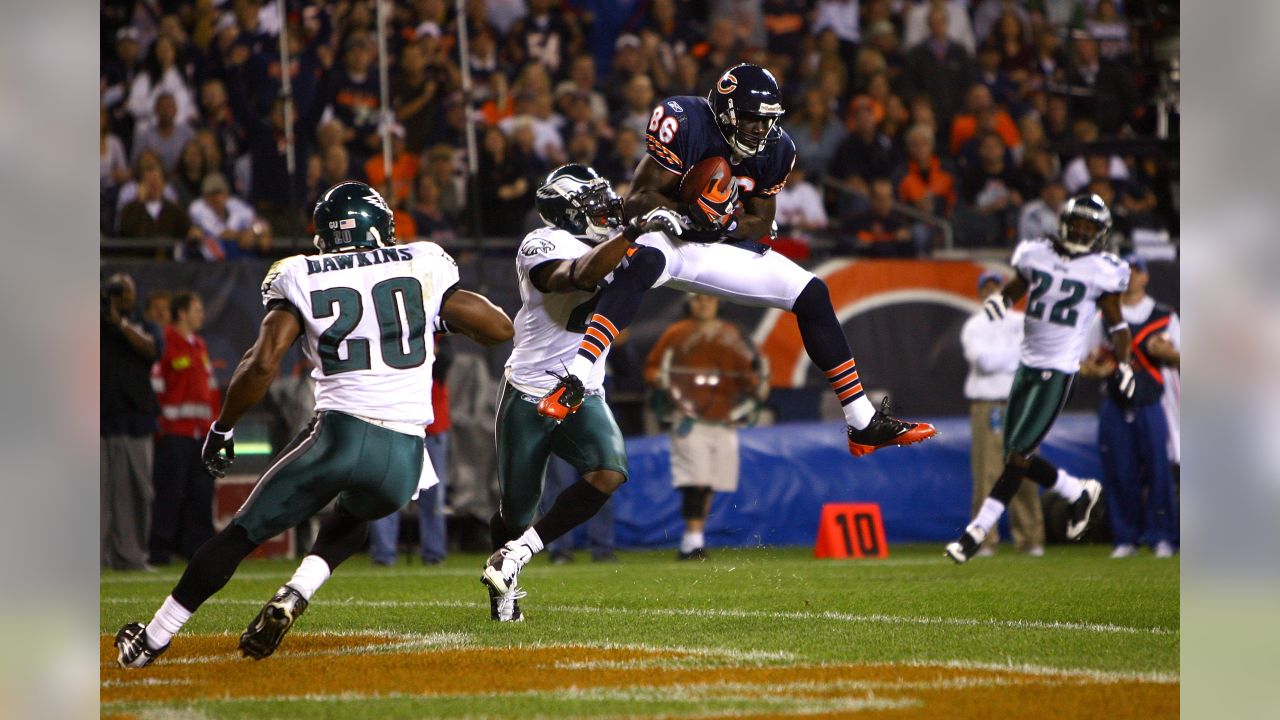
[101,596,1177,637]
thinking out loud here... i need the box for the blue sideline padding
[613,414,1101,548]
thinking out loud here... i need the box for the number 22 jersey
[260,241,460,427]
[506,227,609,396]
[1011,238,1130,374]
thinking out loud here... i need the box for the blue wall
[613,414,1101,548]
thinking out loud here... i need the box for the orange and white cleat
[846,397,937,457]
[536,371,586,421]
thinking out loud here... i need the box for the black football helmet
[708,63,785,158]
[535,164,625,240]
[312,181,395,253]
[1056,193,1112,255]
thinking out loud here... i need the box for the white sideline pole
[277,0,295,178]
[376,0,393,200]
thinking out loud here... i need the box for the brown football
[677,156,734,204]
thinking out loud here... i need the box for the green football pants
[495,382,628,531]
[232,410,424,544]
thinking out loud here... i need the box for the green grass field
[101,544,1179,719]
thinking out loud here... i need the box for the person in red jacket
[149,292,220,564]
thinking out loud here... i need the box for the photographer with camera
[101,273,164,571]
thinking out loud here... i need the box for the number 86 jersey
[1012,238,1130,374]
[260,241,460,427]
[506,226,610,397]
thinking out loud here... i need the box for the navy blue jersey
[645,96,797,198]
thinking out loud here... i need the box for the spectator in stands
[613,74,657,140]
[118,166,199,250]
[363,124,419,206]
[565,55,610,122]
[840,177,915,257]
[961,270,1043,557]
[101,273,162,571]
[328,33,382,157]
[172,141,212,207]
[975,44,1020,111]
[829,96,899,203]
[411,175,458,243]
[132,93,196,174]
[904,0,976,56]
[474,124,533,235]
[1031,27,1068,86]
[604,34,647,109]
[896,123,957,218]
[864,20,905,81]
[1080,256,1180,559]
[988,8,1034,80]
[1063,32,1135,134]
[597,127,643,186]
[1042,92,1072,146]
[811,0,861,66]
[424,144,466,219]
[390,42,442,156]
[645,294,761,561]
[694,19,743,90]
[370,335,453,566]
[1018,179,1068,240]
[198,79,244,168]
[1063,146,1131,194]
[1086,0,1131,61]
[504,0,582,77]
[127,36,197,129]
[144,291,172,332]
[787,87,846,181]
[101,107,131,191]
[774,167,828,241]
[114,150,179,228]
[188,173,271,260]
[949,84,1021,157]
[902,6,976,125]
[762,0,807,63]
[960,131,1028,245]
[149,292,219,566]
[103,27,145,138]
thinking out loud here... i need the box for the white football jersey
[261,241,460,426]
[505,227,610,396]
[1011,238,1129,374]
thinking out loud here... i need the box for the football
[677,156,735,204]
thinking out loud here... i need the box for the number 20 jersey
[506,227,609,396]
[261,241,460,426]
[1011,238,1130,374]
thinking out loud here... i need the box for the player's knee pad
[790,276,829,319]
[617,245,667,288]
[680,486,712,519]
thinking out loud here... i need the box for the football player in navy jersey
[537,63,937,458]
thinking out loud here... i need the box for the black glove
[202,423,235,478]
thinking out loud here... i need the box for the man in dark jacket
[102,273,163,571]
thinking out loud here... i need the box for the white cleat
[1110,544,1137,559]
[1153,541,1176,558]
[1065,479,1103,541]
[481,541,532,595]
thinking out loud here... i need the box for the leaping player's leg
[655,241,936,456]
[538,244,670,420]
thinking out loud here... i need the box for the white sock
[1051,469,1085,503]
[680,530,705,554]
[844,395,877,429]
[286,555,332,602]
[145,595,192,649]
[567,354,595,383]
[515,527,544,555]
[973,498,1006,534]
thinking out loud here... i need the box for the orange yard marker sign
[814,503,889,559]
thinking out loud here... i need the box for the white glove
[1114,361,1136,399]
[983,293,1007,321]
[638,207,684,237]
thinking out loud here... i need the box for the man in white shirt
[961,271,1044,556]
[188,173,269,260]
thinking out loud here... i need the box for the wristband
[1107,322,1129,334]
[433,316,453,334]
[210,422,234,437]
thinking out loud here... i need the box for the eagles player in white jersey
[946,194,1136,563]
[115,182,514,667]
[480,164,683,620]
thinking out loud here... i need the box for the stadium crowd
[101,0,1178,260]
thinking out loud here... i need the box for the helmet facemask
[1056,194,1112,255]
[537,173,623,240]
[719,105,782,158]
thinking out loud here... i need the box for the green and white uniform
[1004,238,1129,455]
[234,242,460,543]
[497,227,628,530]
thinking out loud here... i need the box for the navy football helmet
[535,164,625,240]
[312,181,395,252]
[1057,193,1112,255]
[708,63,785,158]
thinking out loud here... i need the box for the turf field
[100,545,1178,718]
